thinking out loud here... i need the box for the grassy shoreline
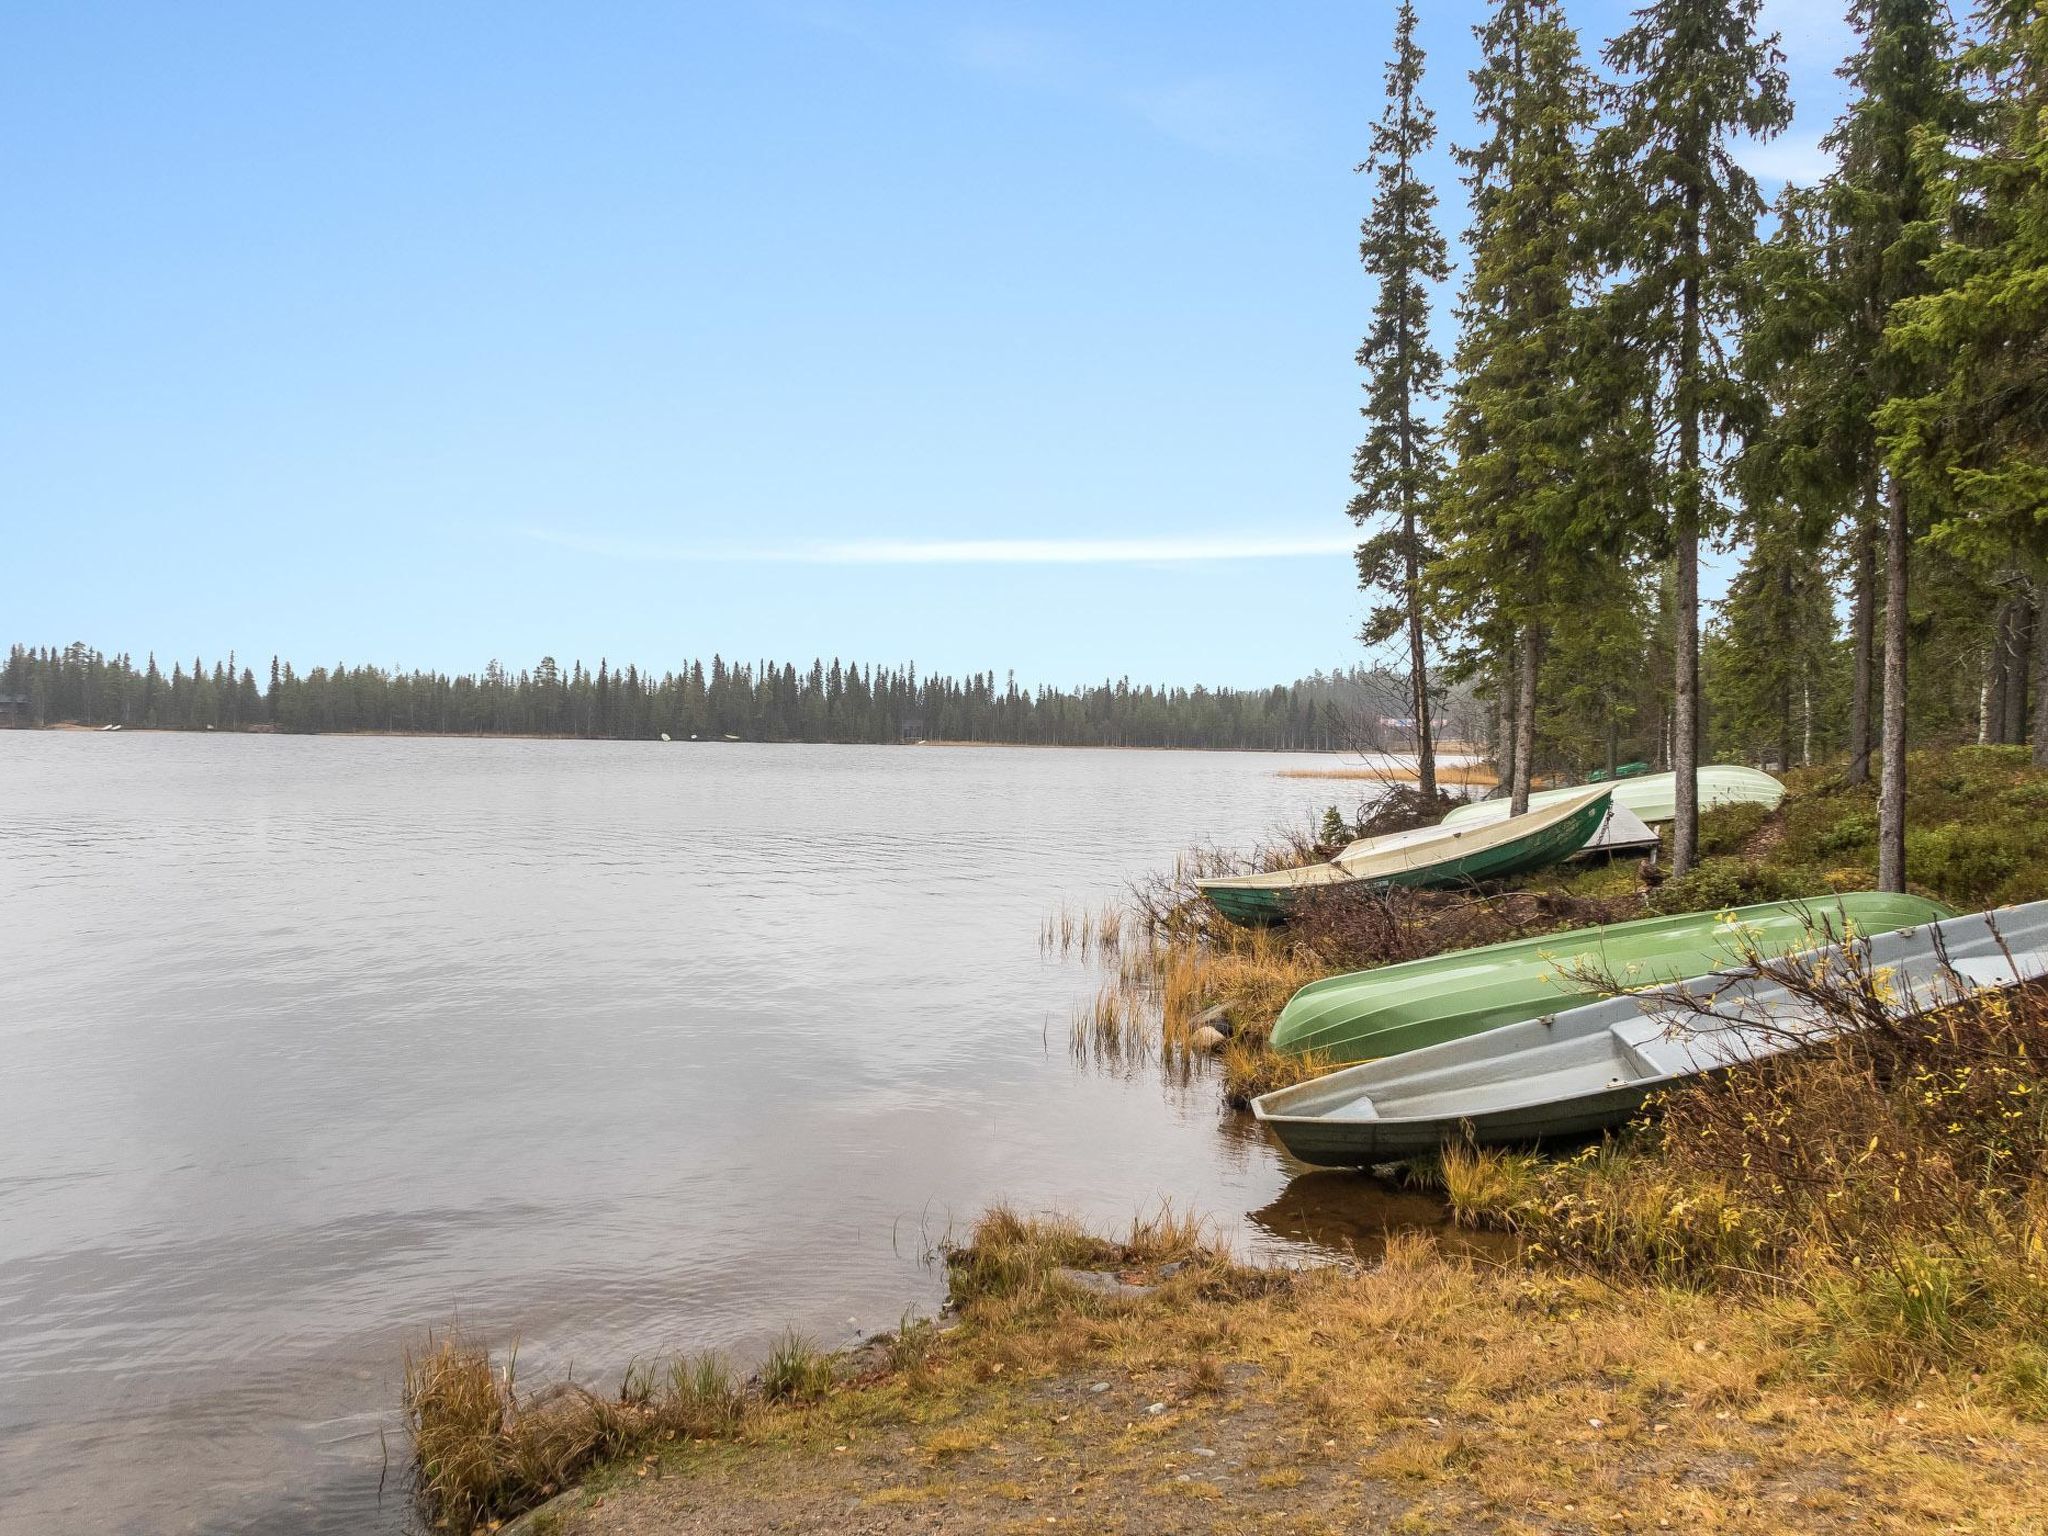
[410,746,2048,1533]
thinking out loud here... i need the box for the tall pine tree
[1596,0,1789,875]
[1882,0,2047,765]
[1435,0,1600,815]
[1818,0,1969,886]
[1351,0,1451,803]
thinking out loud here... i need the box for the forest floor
[417,747,2048,1536]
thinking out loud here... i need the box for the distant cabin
[0,693,30,728]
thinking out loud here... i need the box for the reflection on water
[0,734,1466,1533]
[1246,1165,1514,1266]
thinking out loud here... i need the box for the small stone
[1158,1260,1187,1279]
[1588,1418,1605,1429]
[1190,1002,1234,1036]
[1147,1402,1167,1416]
[1054,1267,1155,1298]
[1191,1447,1216,1458]
[1188,1025,1228,1054]
[1090,1382,1110,1393]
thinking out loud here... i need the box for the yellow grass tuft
[1220,1039,1335,1109]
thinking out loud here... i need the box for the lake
[0,734,1435,1533]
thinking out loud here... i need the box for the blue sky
[3,1,1853,688]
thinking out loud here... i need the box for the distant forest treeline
[3,642,1482,751]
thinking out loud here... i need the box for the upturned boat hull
[1268,891,1956,1063]
[1442,764,1783,829]
[1197,786,1613,927]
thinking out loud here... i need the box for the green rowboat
[1441,764,1783,829]
[1256,902,2048,1165]
[1268,890,1956,1063]
[1197,785,1613,928]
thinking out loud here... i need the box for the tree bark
[2006,599,2033,745]
[1671,219,1704,878]
[2033,582,2048,769]
[1846,511,1876,785]
[1987,597,2016,743]
[1404,514,1436,804]
[1497,647,1518,793]
[1672,535,1701,875]
[1511,622,1540,815]
[1876,475,1910,892]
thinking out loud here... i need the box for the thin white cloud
[1736,129,1836,187]
[1122,76,1293,160]
[948,20,1289,161]
[521,528,1355,565]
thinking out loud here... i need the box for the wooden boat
[1196,786,1613,927]
[1441,764,1783,829]
[1255,901,2048,1166]
[1268,890,1955,1062]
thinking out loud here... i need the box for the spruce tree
[1351,0,1451,803]
[1596,0,1788,875]
[1882,0,2048,766]
[1817,0,1969,885]
[1435,0,1601,814]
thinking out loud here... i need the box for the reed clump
[403,1335,749,1531]
[1039,900,1132,959]
[941,1200,1230,1312]
[1220,1039,1333,1108]
[760,1331,836,1404]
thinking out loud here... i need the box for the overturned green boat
[1268,890,1956,1064]
[1441,764,1784,829]
[1196,785,1613,927]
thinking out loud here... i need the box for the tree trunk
[1777,677,1792,776]
[1671,237,1703,877]
[1511,622,1540,815]
[1987,598,2016,743]
[1497,647,1518,793]
[2006,599,2033,745]
[1846,511,1876,785]
[1606,713,1619,779]
[1672,537,1701,875]
[1404,510,1436,804]
[2033,582,2048,769]
[1877,475,1910,892]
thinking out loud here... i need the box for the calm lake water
[0,734,1447,1534]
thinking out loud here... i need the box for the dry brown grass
[940,1201,1232,1313]
[1276,762,1501,786]
[550,1210,2048,1536]
[1220,1038,1335,1107]
[404,1334,759,1529]
[1433,953,2048,1410]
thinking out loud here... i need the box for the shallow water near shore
[1,734,1464,1534]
